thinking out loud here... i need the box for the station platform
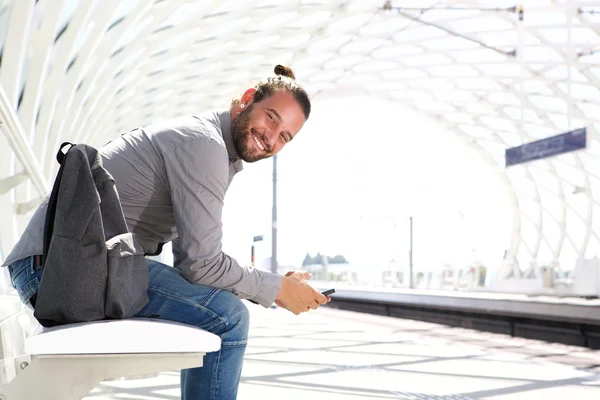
[322,286,600,349]
[85,302,600,399]
[328,286,600,324]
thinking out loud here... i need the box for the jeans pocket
[8,257,40,305]
[105,233,149,318]
[19,278,40,305]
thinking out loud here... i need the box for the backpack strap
[43,142,75,259]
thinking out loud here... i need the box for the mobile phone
[321,288,335,296]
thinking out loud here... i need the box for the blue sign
[505,127,587,167]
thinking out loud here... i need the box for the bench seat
[0,318,221,400]
[26,318,221,355]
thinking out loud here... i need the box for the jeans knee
[223,296,250,342]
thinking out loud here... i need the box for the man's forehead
[260,91,301,114]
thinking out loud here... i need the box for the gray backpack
[34,143,149,327]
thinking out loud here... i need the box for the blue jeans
[8,256,249,400]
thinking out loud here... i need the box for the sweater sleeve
[164,137,281,307]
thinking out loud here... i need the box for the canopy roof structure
[0,0,599,272]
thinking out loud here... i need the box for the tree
[301,252,348,266]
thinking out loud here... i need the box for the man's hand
[275,271,329,315]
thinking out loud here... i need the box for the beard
[231,104,265,163]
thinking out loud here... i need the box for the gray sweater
[4,110,282,307]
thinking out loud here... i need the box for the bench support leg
[0,353,205,400]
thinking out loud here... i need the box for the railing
[0,84,48,195]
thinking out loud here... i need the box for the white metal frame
[0,0,599,271]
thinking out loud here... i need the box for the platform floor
[85,304,600,400]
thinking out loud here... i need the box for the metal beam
[0,85,49,196]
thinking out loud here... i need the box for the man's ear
[241,88,256,106]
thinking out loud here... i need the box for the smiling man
[4,65,328,400]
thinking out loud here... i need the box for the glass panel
[525,9,567,26]
[480,116,518,133]
[565,208,586,248]
[451,48,508,63]
[464,102,496,115]
[554,160,584,186]
[517,241,533,266]
[292,53,331,68]
[200,17,250,39]
[373,44,423,58]
[545,66,587,82]
[585,235,600,259]
[537,238,554,264]
[476,139,505,155]
[587,137,600,157]
[542,209,561,249]
[366,81,406,92]
[325,13,372,35]
[527,95,567,113]
[443,112,473,124]
[576,102,600,119]
[516,189,540,218]
[395,25,446,42]
[249,11,298,32]
[491,94,521,106]
[447,15,512,33]
[389,90,431,101]
[427,65,479,77]
[288,11,331,29]
[0,0,11,55]
[337,74,379,86]
[456,77,502,91]
[546,113,584,131]
[340,38,387,55]
[523,123,555,139]
[380,68,427,79]
[353,60,398,73]
[278,33,311,48]
[413,99,454,113]
[564,181,590,220]
[503,107,541,123]
[110,0,142,22]
[532,171,561,196]
[523,46,564,63]
[308,69,344,83]
[588,175,600,199]
[421,36,479,51]
[308,34,353,52]
[477,63,521,77]
[236,35,279,52]
[538,27,600,46]
[558,241,578,270]
[435,90,478,103]
[459,124,492,138]
[402,53,453,67]
[409,78,454,90]
[360,15,410,36]
[519,218,538,258]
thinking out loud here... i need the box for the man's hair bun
[274,64,295,80]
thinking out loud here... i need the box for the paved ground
[86,303,600,399]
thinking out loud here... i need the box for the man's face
[232,90,306,163]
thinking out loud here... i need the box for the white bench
[0,318,221,400]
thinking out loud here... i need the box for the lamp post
[251,235,263,268]
[272,155,278,273]
[409,216,414,289]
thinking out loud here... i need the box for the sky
[220,95,513,271]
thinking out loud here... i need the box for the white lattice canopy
[0,0,599,272]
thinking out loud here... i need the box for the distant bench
[0,318,221,400]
